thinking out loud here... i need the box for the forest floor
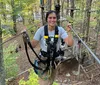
[4,22,100,85]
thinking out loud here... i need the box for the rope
[0,32,22,46]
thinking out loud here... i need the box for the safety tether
[22,31,45,71]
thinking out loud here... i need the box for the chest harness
[40,25,59,71]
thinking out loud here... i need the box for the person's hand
[66,23,71,32]
[21,26,27,33]
[21,29,27,33]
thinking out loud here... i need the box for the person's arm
[21,26,40,48]
[31,39,39,48]
[64,31,73,46]
[31,27,42,48]
[64,24,74,46]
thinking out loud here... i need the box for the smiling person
[32,10,73,85]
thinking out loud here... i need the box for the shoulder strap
[44,25,49,44]
[44,25,48,36]
[54,26,59,44]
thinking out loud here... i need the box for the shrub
[3,41,19,78]
[19,69,59,85]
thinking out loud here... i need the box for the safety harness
[22,25,60,79]
[41,25,59,72]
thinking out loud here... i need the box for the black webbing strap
[54,26,59,44]
[22,31,45,71]
[43,25,59,70]
[24,41,42,70]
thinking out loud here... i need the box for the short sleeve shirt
[33,26,68,52]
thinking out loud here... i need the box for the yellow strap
[55,35,59,38]
[44,36,48,39]
[44,35,59,39]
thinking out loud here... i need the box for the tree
[70,0,75,18]
[0,4,6,85]
[0,21,6,85]
[55,0,60,25]
[66,0,69,15]
[40,0,46,25]
[94,0,100,53]
[82,0,93,42]
[47,0,52,11]
[11,0,18,33]
[61,0,65,17]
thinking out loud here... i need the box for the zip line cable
[0,32,22,46]
[71,27,100,64]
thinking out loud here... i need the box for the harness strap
[24,40,42,70]
[43,25,59,71]
[44,25,59,45]
[22,31,47,71]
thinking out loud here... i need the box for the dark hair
[45,10,57,22]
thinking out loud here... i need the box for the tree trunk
[81,0,85,19]
[82,0,92,42]
[56,0,60,26]
[19,1,25,25]
[0,20,6,85]
[70,0,75,18]
[66,0,69,15]
[11,0,17,33]
[95,11,100,53]
[1,2,6,21]
[47,0,52,11]
[22,15,25,25]
[40,0,46,25]
[0,2,6,84]
[61,0,64,17]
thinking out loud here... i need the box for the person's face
[47,13,57,27]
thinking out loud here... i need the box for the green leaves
[19,69,39,85]
[3,41,19,78]
[66,16,74,23]
[19,69,59,85]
